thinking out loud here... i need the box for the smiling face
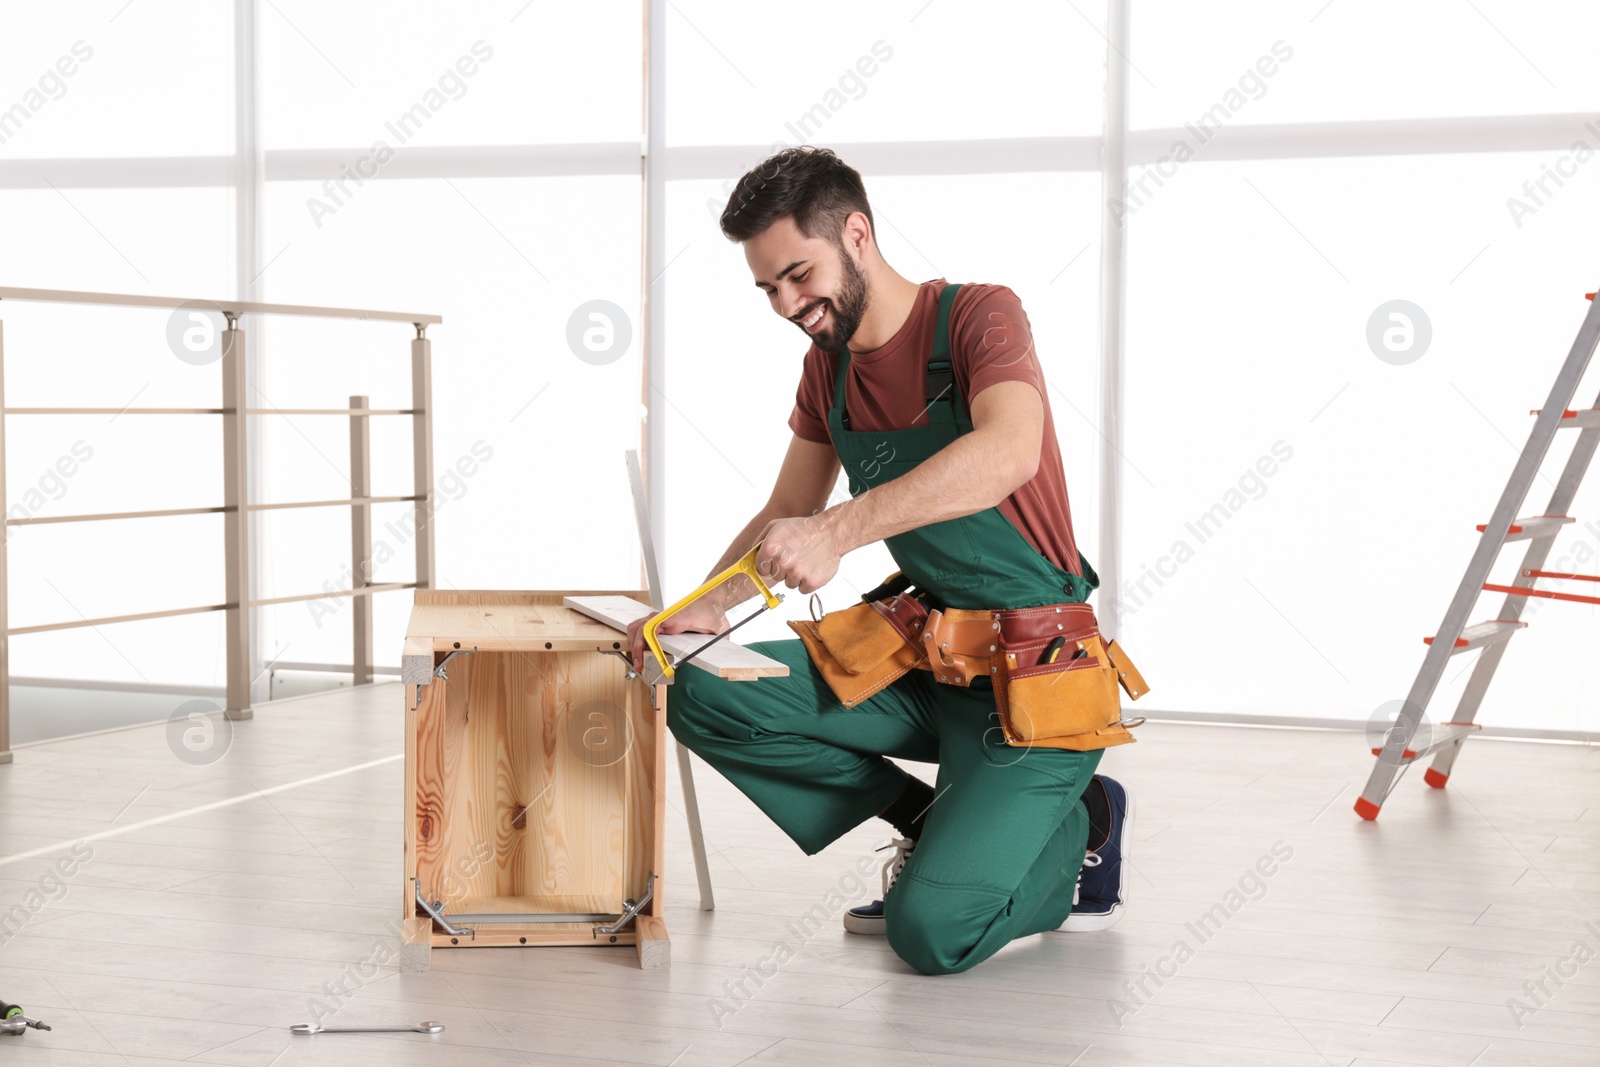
[745,215,871,353]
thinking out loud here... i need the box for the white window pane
[1132,0,1600,129]
[666,0,1105,145]
[261,1,640,149]
[1123,154,1600,734]
[260,175,642,663]
[0,186,234,414]
[663,171,1101,643]
[0,2,231,158]
[0,185,235,693]
[5,430,225,687]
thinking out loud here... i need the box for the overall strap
[832,282,965,430]
[927,282,965,417]
[832,345,852,425]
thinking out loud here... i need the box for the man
[627,146,1134,976]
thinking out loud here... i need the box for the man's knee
[664,670,710,741]
[665,669,747,745]
[883,875,1006,976]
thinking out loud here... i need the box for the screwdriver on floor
[0,1001,51,1035]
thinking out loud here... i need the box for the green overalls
[668,283,1103,975]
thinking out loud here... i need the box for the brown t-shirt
[788,279,1086,578]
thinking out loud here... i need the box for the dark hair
[719,146,874,246]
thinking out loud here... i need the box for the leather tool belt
[788,586,1149,752]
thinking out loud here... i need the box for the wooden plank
[405,605,622,645]
[635,914,670,970]
[399,917,431,972]
[446,894,622,915]
[646,684,666,920]
[432,927,637,949]
[405,590,650,651]
[412,662,467,903]
[528,651,629,903]
[401,636,434,686]
[623,672,651,925]
[411,588,647,608]
[403,688,419,921]
[564,595,789,680]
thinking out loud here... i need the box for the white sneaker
[842,837,914,935]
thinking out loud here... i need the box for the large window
[1,1,643,741]
[664,1,1105,145]
[4,0,1596,743]
[1122,2,1600,735]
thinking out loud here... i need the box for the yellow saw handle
[643,542,782,679]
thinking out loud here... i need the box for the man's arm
[626,434,840,667]
[705,433,841,581]
[756,380,1044,593]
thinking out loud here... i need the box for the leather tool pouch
[994,630,1148,752]
[788,593,926,708]
[918,608,999,687]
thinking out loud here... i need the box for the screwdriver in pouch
[1041,637,1088,666]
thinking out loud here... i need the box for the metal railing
[0,286,441,763]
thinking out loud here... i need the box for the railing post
[411,328,434,590]
[350,393,373,685]
[0,317,11,763]
[222,317,252,720]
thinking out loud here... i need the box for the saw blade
[671,600,777,673]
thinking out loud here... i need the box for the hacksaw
[642,542,784,680]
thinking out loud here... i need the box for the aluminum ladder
[1357,290,1600,820]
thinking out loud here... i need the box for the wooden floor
[0,682,1596,1066]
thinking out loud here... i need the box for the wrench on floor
[291,1020,445,1035]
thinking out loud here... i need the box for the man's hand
[627,600,730,673]
[756,513,842,594]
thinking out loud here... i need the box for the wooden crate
[399,589,669,970]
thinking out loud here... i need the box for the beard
[801,246,870,351]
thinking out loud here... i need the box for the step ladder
[1356,290,1600,820]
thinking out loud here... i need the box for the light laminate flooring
[0,682,1596,1066]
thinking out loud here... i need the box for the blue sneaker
[842,837,914,935]
[1057,775,1133,932]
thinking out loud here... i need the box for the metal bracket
[598,647,639,681]
[595,873,654,937]
[414,876,473,938]
[597,646,672,694]
[433,646,477,682]
[416,872,659,939]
